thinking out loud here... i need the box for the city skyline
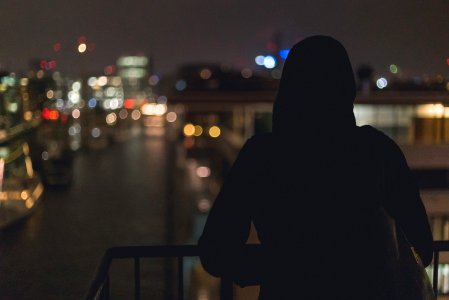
[0,0,448,77]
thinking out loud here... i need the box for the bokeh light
[183,123,195,136]
[208,126,221,138]
[78,43,87,53]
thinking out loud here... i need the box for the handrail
[86,242,449,300]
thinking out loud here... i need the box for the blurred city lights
[166,112,177,123]
[53,42,61,52]
[255,55,265,65]
[390,64,398,74]
[279,49,290,60]
[41,151,49,160]
[183,124,195,136]
[91,127,101,138]
[124,99,134,109]
[157,96,168,104]
[106,113,117,125]
[446,58,449,66]
[416,103,445,118]
[46,90,54,99]
[72,81,81,91]
[131,109,141,120]
[88,98,97,108]
[263,55,276,69]
[200,68,212,80]
[194,125,203,136]
[78,36,87,44]
[72,109,81,119]
[104,65,115,75]
[155,104,167,116]
[78,43,87,53]
[196,166,211,178]
[175,80,187,91]
[241,68,253,78]
[56,99,64,109]
[271,69,282,79]
[198,198,211,212]
[87,77,97,87]
[149,75,160,86]
[208,126,221,138]
[97,76,107,86]
[20,78,28,86]
[119,109,128,119]
[376,77,388,89]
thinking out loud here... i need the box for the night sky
[0,0,448,77]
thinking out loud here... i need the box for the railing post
[178,256,184,300]
[433,250,439,298]
[220,277,233,300]
[134,257,141,300]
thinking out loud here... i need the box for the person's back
[198,36,433,299]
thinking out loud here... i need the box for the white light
[72,109,81,119]
[376,77,388,89]
[41,151,49,160]
[166,112,177,123]
[110,99,119,109]
[263,56,276,69]
[105,87,115,97]
[106,113,117,125]
[131,110,141,120]
[155,104,167,116]
[255,55,265,66]
[68,126,77,136]
[72,81,81,92]
[87,77,97,87]
[56,99,64,109]
[68,91,80,103]
[78,43,87,53]
[196,166,211,178]
[91,127,101,138]
[97,76,107,86]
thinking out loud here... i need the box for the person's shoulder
[358,125,403,157]
[247,132,274,144]
[241,132,274,153]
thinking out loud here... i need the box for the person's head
[273,35,356,133]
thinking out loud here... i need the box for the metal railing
[86,242,449,300]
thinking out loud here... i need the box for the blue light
[263,56,276,69]
[88,98,97,108]
[279,49,290,60]
[175,80,187,91]
[255,55,265,66]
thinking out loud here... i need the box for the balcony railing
[86,242,449,300]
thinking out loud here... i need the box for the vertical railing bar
[134,257,141,300]
[178,256,184,300]
[433,250,439,298]
[220,277,233,300]
[100,273,110,300]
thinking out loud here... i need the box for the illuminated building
[116,55,151,102]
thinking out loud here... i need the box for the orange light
[49,110,59,120]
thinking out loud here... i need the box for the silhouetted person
[198,36,433,299]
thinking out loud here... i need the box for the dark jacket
[198,36,433,299]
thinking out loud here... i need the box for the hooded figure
[198,36,433,299]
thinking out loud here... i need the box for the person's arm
[382,136,434,267]
[198,137,263,287]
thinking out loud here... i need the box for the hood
[272,35,356,134]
